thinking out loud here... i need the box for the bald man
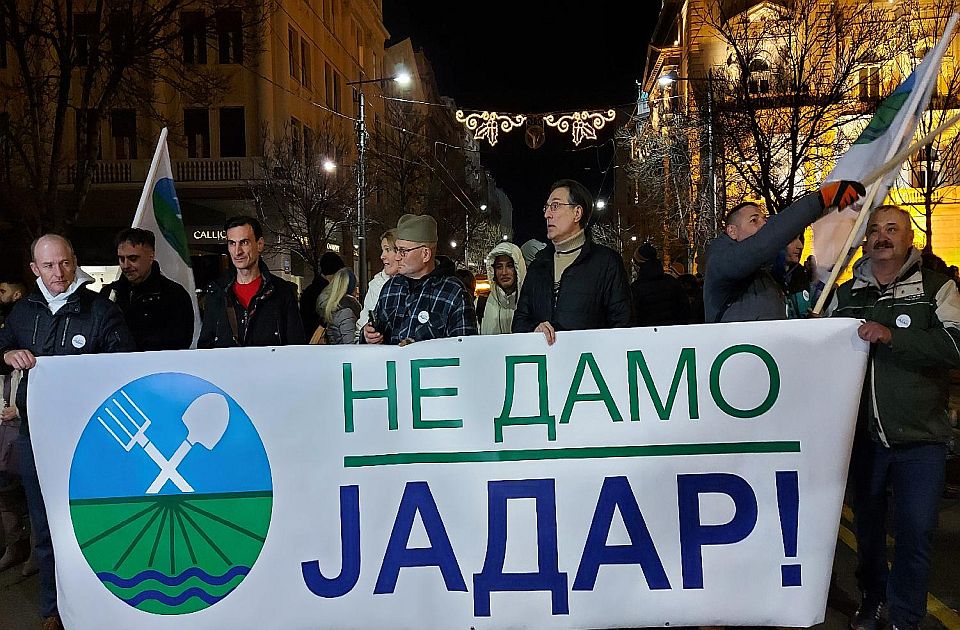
[0,234,134,629]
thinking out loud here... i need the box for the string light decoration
[455,110,526,146]
[543,109,618,146]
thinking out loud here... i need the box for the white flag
[132,128,201,347]
[812,14,958,282]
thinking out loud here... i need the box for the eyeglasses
[543,201,579,213]
[395,245,427,257]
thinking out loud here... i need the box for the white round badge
[895,314,911,328]
[802,290,810,300]
[71,334,87,349]
[417,310,430,324]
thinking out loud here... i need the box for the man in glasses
[513,178,631,345]
[362,214,477,345]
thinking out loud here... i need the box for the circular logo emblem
[802,290,810,301]
[69,373,272,615]
[71,334,86,349]
[896,314,912,328]
[417,310,430,324]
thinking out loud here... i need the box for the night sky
[383,1,660,243]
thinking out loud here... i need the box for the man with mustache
[828,205,960,630]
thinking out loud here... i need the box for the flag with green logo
[812,15,957,280]
[132,128,200,346]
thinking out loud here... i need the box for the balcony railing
[67,160,134,184]
[63,157,256,188]
[175,158,245,182]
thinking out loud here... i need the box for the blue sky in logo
[70,373,271,500]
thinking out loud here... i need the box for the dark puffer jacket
[198,261,305,348]
[0,285,135,433]
[101,261,195,351]
[630,259,691,326]
[513,238,631,333]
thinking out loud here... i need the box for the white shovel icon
[146,392,230,494]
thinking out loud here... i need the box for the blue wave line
[97,566,250,588]
[122,586,229,607]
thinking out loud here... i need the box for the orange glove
[819,180,866,211]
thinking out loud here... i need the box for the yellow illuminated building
[639,0,960,269]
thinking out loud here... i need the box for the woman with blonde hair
[355,230,399,340]
[315,268,361,344]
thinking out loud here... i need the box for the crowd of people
[1,176,959,630]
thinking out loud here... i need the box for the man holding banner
[828,205,960,630]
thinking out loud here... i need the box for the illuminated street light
[450,240,458,248]
[631,236,638,241]
[502,234,509,241]
[347,72,410,296]
[480,204,487,211]
[596,199,607,210]
[322,159,336,173]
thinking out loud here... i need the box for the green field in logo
[69,374,272,614]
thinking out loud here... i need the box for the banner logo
[69,373,272,615]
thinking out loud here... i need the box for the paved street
[1,497,957,630]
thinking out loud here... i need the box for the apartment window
[220,107,246,157]
[216,10,243,64]
[184,108,210,158]
[303,126,314,164]
[333,71,342,113]
[74,13,98,66]
[301,37,311,89]
[291,117,302,160]
[858,66,881,102]
[0,22,8,68]
[748,58,770,95]
[288,26,297,77]
[108,10,132,59]
[111,109,137,160]
[182,12,207,65]
[914,147,941,189]
[354,21,365,67]
[325,62,334,107]
[75,109,102,160]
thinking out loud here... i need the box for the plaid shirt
[372,270,478,344]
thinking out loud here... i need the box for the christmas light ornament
[525,122,546,149]
[455,110,526,146]
[543,109,617,145]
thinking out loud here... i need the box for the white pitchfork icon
[97,390,230,494]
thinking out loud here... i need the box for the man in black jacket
[101,228,195,351]
[513,179,631,344]
[630,243,691,326]
[1,234,135,630]
[198,216,305,348]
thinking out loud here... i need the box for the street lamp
[346,73,410,296]
[655,69,716,274]
[596,199,607,210]
[322,158,336,173]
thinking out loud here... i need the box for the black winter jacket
[101,261,195,351]
[198,261,306,348]
[513,238,631,333]
[630,260,691,326]
[0,285,135,433]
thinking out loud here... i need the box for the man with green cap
[362,213,477,344]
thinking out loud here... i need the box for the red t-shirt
[233,275,263,310]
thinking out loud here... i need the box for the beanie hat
[396,214,438,243]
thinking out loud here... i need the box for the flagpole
[811,15,958,315]
[132,128,169,227]
[810,113,960,314]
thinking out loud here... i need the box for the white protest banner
[27,319,868,629]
